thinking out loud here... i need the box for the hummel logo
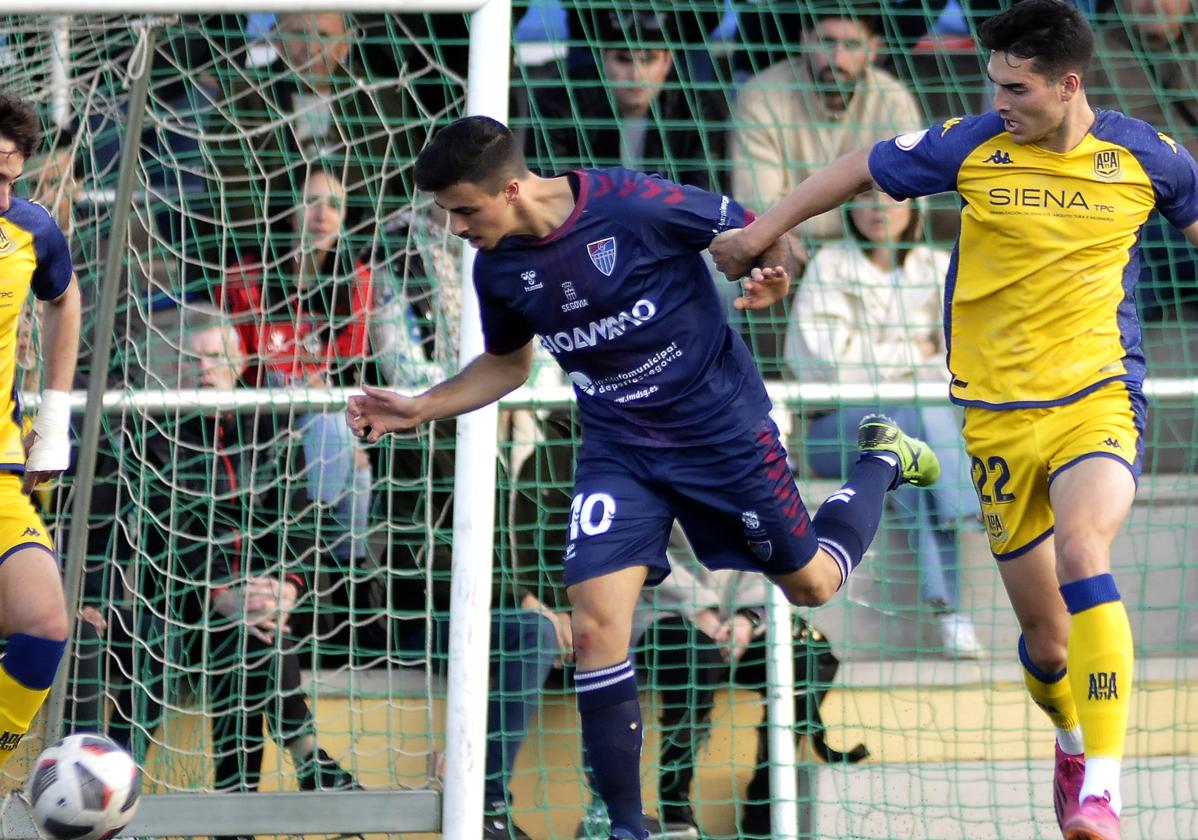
[1102,438,1121,449]
[521,270,543,292]
[984,149,1013,164]
[21,528,39,537]
[825,489,857,505]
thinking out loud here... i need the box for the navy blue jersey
[474,168,770,447]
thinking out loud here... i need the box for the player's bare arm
[710,148,878,278]
[346,340,534,443]
[24,274,81,494]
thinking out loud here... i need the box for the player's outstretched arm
[346,340,534,443]
[710,149,877,279]
[24,275,81,495]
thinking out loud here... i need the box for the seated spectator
[67,304,360,824]
[216,163,373,590]
[522,7,729,191]
[731,4,923,251]
[730,3,924,375]
[785,192,983,658]
[205,12,414,250]
[636,530,869,839]
[375,418,563,840]
[1086,0,1198,318]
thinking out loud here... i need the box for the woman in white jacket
[784,192,983,658]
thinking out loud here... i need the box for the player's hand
[22,428,69,495]
[708,228,758,279]
[346,384,425,443]
[213,578,297,644]
[734,264,791,311]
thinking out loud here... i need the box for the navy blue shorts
[562,417,820,587]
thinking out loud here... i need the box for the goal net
[4,2,1198,839]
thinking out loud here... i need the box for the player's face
[802,18,876,109]
[434,179,518,251]
[0,137,26,215]
[987,51,1070,146]
[602,48,673,118]
[850,192,912,245]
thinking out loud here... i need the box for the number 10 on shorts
[569,492,616,540]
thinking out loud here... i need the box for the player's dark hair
[0,91,41,159]
[978,0,1093,80]
[414,116,528,194]
[845,196,922,265]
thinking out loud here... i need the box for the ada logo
[0,225,13,256]
[587,237,617,277]
[1093,149,1121,180]
[985,512,1008,545]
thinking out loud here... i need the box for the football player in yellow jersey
[0,92,81,768]
[710,2,1198,838]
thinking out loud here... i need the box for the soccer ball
[26,734,141,840]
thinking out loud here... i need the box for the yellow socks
[1061,574,1133,813]
[1019,634,1083,753]
[0,667,50,768]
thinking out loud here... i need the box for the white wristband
[26,390,72,473]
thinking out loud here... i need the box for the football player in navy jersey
[346,115,940,840]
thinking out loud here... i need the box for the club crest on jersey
[0,225,13,256]
[1093,150,1121,180]
[587,237,617,276]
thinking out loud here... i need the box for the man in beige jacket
[731,6,925,254]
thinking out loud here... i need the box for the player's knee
[778,572,837,608]
[1020,622,1069,673]
[1053,530,1112,581]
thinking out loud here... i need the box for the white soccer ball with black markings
[26,734,141,840]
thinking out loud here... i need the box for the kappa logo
[984,149,1013,165]
[22,527,40,538]
[521,270,542,291]
[1094,149,1121,179]
[1102,437,1122,450]
[586,237,617,277]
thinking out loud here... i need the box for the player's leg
[564,443,675,840]
[997,539,1085,828]
[0,541,67,768]
[1051,457,1136,835]
[569,565,652,840]
[773,413,941,607]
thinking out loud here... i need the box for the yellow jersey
[869,110,1198,408]
[0,198,72,471]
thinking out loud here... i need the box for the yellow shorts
[0,473,55,566]
[962,382,1144,560]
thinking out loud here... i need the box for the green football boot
[857,413,941,488]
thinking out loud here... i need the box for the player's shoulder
[4,197,64,240]
[1090,108,1188,160]
[881,112,1003,163]
[583,167,692,216]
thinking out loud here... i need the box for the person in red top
[217,164,374,592]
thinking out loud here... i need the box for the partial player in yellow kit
[708,3,1198,837]
[0,91,82,766]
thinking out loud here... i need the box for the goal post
[4,3,511,837]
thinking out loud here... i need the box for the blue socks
[812,456,896,587]
[575,660,645,838]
